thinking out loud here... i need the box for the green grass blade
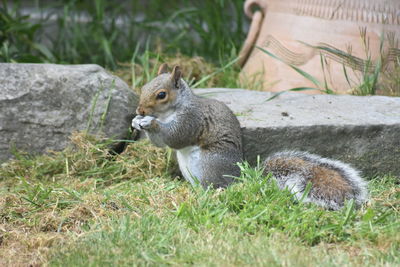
[256,46,322,88]
[265,87,321,101]
[192,57,239,88]
[341,199,355,227]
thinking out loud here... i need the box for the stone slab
[0,63,138,162]
[196,88,400,178]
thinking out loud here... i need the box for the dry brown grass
[0,133,398,266]
[113,53,217,92]
[0,132,178,266]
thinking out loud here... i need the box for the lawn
[0,134,399,266]
[1,1,399,266]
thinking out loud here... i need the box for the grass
[0,3,399,264]
[1,0,246,68]
[2,1,399,95]
[0,133,399,266]
[348,28,383,96]
[257,28,400,97]
[113,50,244,93]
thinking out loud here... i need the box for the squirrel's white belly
[176,146,202,186]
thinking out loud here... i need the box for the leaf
[192,56,239,88]
[16,54,43,63]
[342,64,352,88]
[256,46,322,88]
[32,43,56,62]
[299,182,312,202]
[362,208,375,222]
[265,87,320,101]
[341,199,355,226]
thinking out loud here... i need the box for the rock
[195,88,400,178]
[0,63,138,162]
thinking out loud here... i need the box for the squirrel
[132,63,368,210]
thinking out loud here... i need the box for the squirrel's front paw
[138,116,155,130]
[132,115,155,130]
[131,115,144,130]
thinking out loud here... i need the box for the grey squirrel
[132,64,368,210]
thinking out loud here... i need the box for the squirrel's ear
[157,63,169,75]
[171,65,182,88]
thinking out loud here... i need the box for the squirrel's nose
[136,106,145,116]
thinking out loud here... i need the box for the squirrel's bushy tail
[263,151,368,210]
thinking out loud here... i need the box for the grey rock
[196,88,400,178]
[0,63,138,162]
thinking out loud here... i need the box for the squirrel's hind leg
[176,146,239,188]
[196,149,242,189]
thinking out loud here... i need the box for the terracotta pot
[239,0,400,94]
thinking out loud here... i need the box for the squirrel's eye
[156,91,167,100]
